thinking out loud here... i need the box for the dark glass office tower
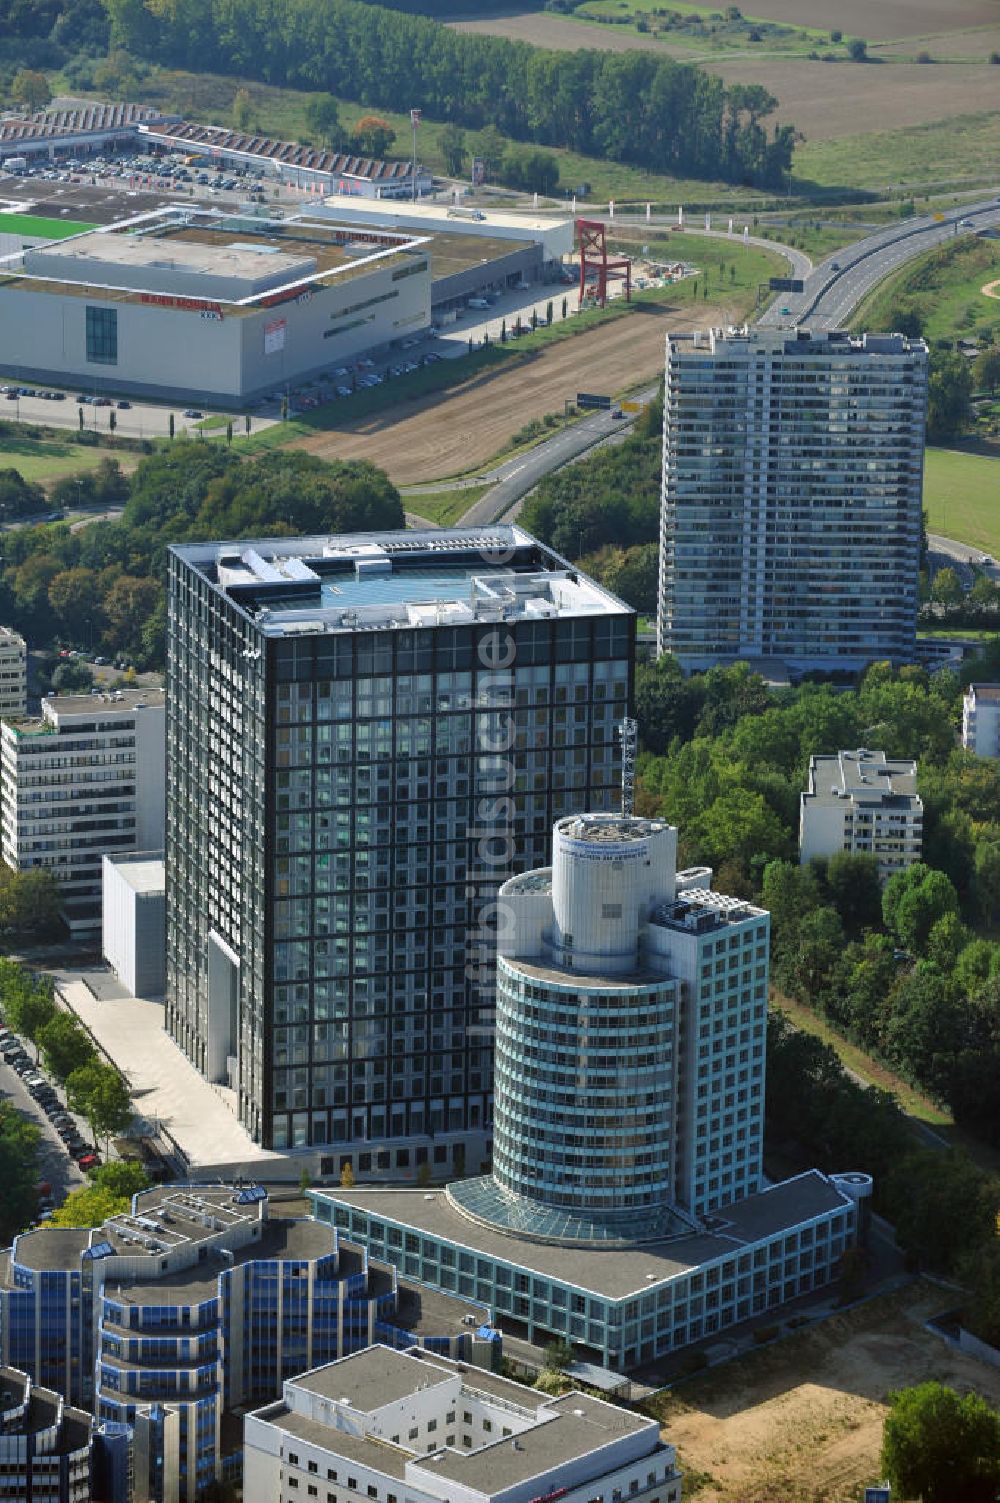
[166,526,634,1168]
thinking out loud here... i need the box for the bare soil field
[871,26,1000,56]
[710,56,1000,137]
[292,302,731,484]
[651,1283,1000,1503]
[450,1,1000,47]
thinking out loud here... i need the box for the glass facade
[85,305,118,365]
[166,535,634,1153]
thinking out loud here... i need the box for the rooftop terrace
[175,526,631,634]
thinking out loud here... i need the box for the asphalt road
[461,194,1000,525]
[0,1048,87,1206]
[760,196,1000,330]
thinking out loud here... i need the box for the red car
[77,1152,100,1170]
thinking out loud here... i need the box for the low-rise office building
[799,748,922,882]
[0,1365,95,1503]
[0,208,431,405]
[0,687,165,937]
[0,627,27,718]
[962,683,1000,757]
[0,1184,497,1503]
[244,1345,680,1503]
[102,851,166,997]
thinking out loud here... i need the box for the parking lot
[0,1025,91,1218]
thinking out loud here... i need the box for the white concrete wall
[799,796,846,866]
[0,254,430,402]
[102,856,139,996]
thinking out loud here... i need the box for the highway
[760,195,1000,330]
[461,193,1000,525]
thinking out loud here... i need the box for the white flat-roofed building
[800,748,922,882]
[962,683,1000,757]
[243,1346,680,1503]
[0,208,431,405]
[0,688,165,937]
[102,851,165,997]
[0,627,27,718]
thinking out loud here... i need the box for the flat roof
[806,749,919,805]
[113,1218,334,1305]
[296,1346,453,1410]
[320,196,572,237]
[315,1171,850,1300]
[173,526,632,635]
[265,1347,658,1493]
[968,683,1000,702]
[104,853,164,896]
[6,687,164,736]
[28,227,316,289]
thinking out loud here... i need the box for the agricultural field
[449,4,1000,196]
[923,447,1000,558]
[647,1282,1000,1503]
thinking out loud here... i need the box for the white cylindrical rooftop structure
[549,813,676,974]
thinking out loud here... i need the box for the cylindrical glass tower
[448,813,696,1244]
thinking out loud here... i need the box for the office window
[85,305,118,365]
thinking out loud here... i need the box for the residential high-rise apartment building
[0,688,165,936]
[657,327,928,670]
[0,626,27,718]
[962,683,1000,758]
[166,527,633,1165]
[800,748,922,883]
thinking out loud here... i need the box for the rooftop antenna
[619,717,637,818]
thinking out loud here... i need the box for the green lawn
[849,234,1000,346]
[0,433,114,485]
[401,484,491,527]
[772,991,952,1128]
[0,213,96,239]
[796,111,1000,196]
[923,446,1000,555]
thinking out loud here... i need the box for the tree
[11,68,51,111]
[438,123,467,177]
[417,1161,432,1188]
[881,1382,1000,1503]
[822,852,883,935]
[543,1338,573,1370]
[66,1062,132,1149]
[352,115,395,158]
[48,567,104,640]
[101,574,161,657]
[0,1101,40,1244]
[927,350,972,444]
[232,86,253,131]
[304,93,342,149]
[884,1150,997,1273]
[847,37,868,60]
[473,125,507,181]
[0,869,61,940]
[36,1012,95,1083]
[974,346,1000,394]
[0,468,46,522]
[931,566,963,607]
[883,863,960,954]
[3,977,55,1057]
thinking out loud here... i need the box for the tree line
[0,444,403,668]
[101,0,796,186]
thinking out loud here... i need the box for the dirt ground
[450,0,1000,48]
[292,300,740,484]
[709,57,1000,138]
[651,1283,1000,1503]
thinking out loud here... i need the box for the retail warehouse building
[0,208,431,404]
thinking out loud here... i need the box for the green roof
[0,214,96,241]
